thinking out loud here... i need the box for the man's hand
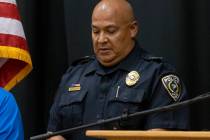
[47,135,65,140]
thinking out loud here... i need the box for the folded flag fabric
[0,0,32,90]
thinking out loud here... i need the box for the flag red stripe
[0,33,28,51]
[0,2,20,20]
[0,59,26,87]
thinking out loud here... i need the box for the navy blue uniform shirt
[48,43,189,139]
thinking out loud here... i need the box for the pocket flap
[59,90,87,106]
[110,88,144,104]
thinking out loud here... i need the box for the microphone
[30,91,210,140]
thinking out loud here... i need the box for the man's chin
[97,58,118,67]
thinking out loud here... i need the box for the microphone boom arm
[30,92,210,140]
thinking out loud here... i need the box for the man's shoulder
[140,49,176,71]
[143,56,164,63]
[66,56,95,73]
[71,56,95,67]
[140,48,164,64]
[58,56,95,90]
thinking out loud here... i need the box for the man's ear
[129,20,138,39]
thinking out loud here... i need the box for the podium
[86,130,210,140]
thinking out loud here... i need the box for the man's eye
[93,31,99,34]
[107,28,117,34]
[92,28,99,34]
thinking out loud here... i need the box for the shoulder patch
[71,56,94,66]
[161,74,181,101]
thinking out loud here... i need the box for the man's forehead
[92,20,119,29]
[92,11,119,25]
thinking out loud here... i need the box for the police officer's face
[91,3,137,67]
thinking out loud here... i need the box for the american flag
[0,0,32,90]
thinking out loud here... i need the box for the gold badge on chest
[125,71,140,86]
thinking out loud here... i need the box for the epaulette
[71,56,94,66]
[145,56,163,63]
[65,56,94,73]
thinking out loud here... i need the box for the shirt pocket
[59,89,87,128]
[106,88,146,129]
[108,87,145,112]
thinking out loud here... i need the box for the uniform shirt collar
[117,43,142,72]
[84,42,146,76]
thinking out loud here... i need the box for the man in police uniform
[47,0,189,139]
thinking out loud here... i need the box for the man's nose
[98,32,108,43]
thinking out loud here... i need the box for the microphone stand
[30,92,210,140]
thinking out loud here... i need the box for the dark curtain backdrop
[12,0,210,139]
